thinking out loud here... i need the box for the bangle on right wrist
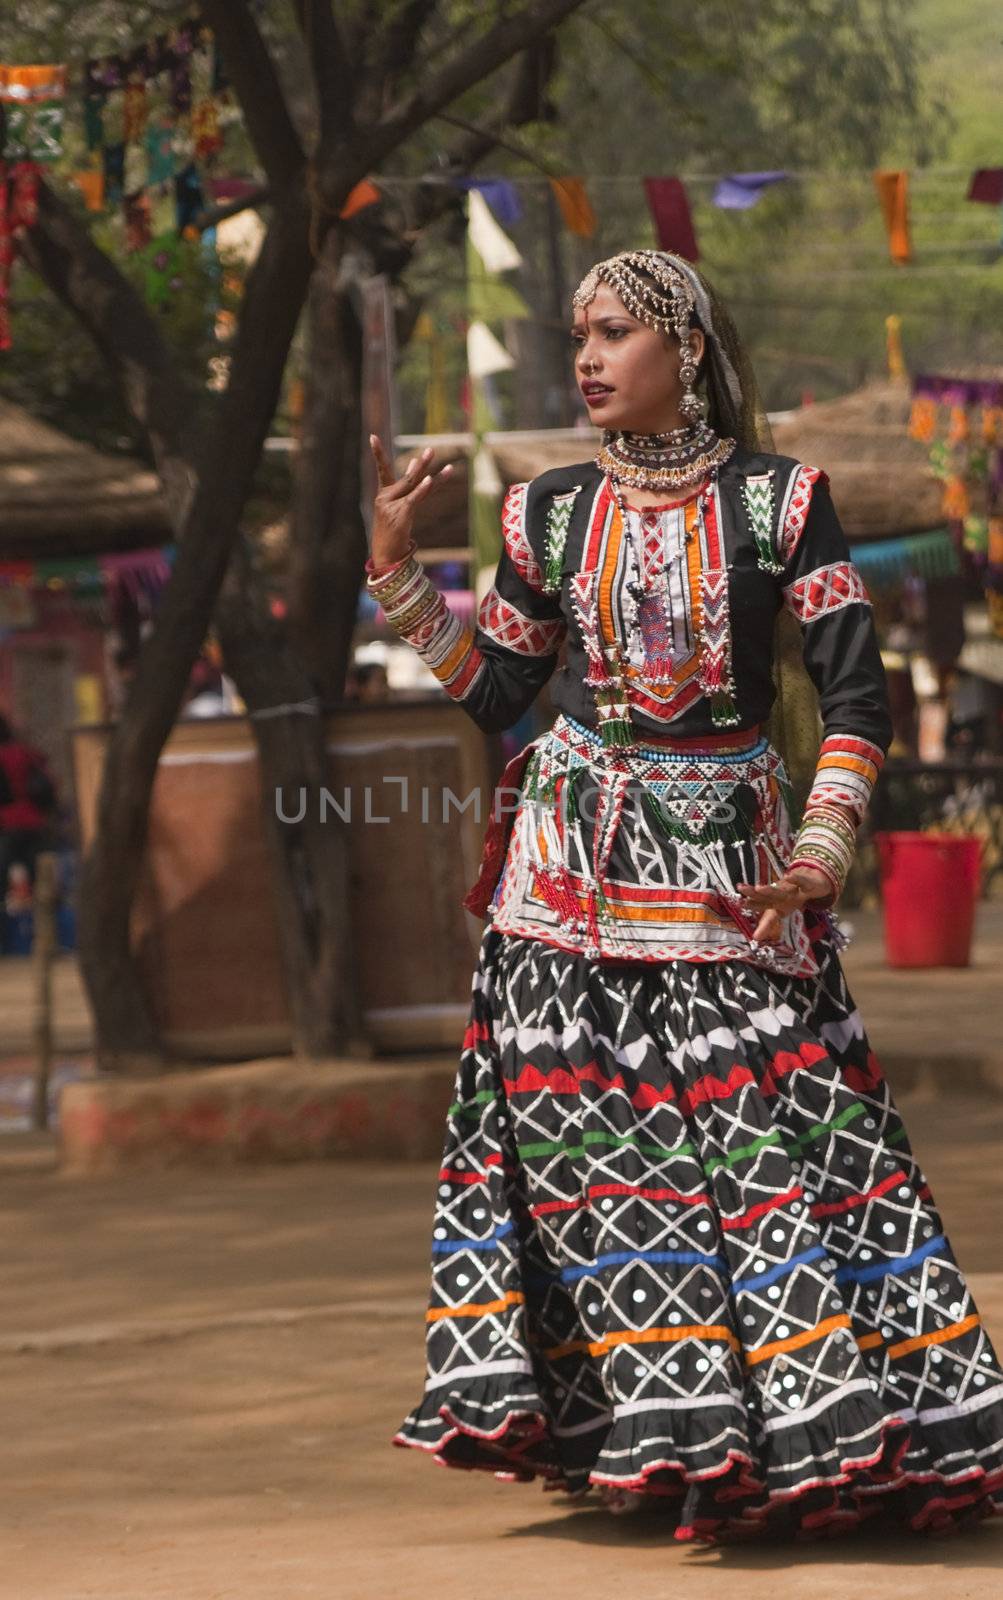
[365,539,418,579]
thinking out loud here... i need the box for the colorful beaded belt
[555,712,763,760]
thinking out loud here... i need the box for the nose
[577,341,600,376]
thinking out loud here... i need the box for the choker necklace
[596,421,736,490]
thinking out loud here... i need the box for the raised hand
[369,436,453,569]
[735,866,835,944]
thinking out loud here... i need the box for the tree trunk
[78,193,315,1070]
[287,232,368,703]
[214,547,366,1059]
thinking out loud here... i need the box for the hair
[0,714,11,744]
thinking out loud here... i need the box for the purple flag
[454,178,523,225]
[712,171,790,210]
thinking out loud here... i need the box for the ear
[687,328,706,364]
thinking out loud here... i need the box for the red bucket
[874,831,982,968]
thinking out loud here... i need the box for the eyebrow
[570,315,632,331]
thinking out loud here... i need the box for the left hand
[735,866,835,945]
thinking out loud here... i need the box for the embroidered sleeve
[778,468,892,830]
[365,479,566,735]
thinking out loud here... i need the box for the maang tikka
[574,249,704,423]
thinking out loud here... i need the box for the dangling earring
[679,335,702,424]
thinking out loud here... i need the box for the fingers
[405,460,454,502]
[751,908,784,945]
[369,433,395,488]
[370,439,439,498]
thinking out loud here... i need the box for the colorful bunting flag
[643,176,699,260]
[873,170,911,264]
[455,178,522,225]
[0,63,66,164]
[71,168,105,212]
[550,176,596,237]
[712,171,789,210]
[340,178,381,219]
[967,169,1003,205]
[467,187,522,273]
[466,319,515,380]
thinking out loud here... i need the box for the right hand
[369,435,453,569]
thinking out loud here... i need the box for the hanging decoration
[0,159,41,350]
[0,546,174,600]
[79,10,232,255]
[711,171,790,209]
[966,169,1003,205]
[466,194,528,583]
[550,176,596,237]
[454,177,522,226]
[642,176,699,259]
[873,169,911,264]
[909,373,1003,637]
[885,313,906,380]
[0,64,67,163]
[340,177,381,219]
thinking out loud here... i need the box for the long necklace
[611,477,693,678]
[597,421,736,491]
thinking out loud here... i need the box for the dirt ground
[2,1085,1003,1600]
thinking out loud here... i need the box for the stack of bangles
[787,802,859,901]
[364,540,437,633]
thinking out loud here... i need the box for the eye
[605,326,627,340]
[570,330,586,345]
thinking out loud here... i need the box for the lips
[582,382,614,404]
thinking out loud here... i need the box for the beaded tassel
[542,489,580,595]
[740,472,784,576]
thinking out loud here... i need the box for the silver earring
[679,338,702,423]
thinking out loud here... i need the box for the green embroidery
[741,472,784,576]
[542,488,581,595]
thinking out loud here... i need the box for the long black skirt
[393,926,1003,1543]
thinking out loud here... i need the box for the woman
[365,250,1003,1542]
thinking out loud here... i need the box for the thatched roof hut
[0,400,171,558]
[768,378,942,540]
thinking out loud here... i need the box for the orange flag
[550,176,596,238]
[873,170,911,264]
[340,178,381,219]
[71,169,105,212]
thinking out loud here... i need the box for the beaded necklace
[597,421,736,491]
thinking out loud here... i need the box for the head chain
[574,249,744,415]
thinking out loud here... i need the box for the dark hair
[0,715,11,744]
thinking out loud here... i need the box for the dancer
[366,249,1003,1541]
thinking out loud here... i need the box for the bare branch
[364,0,587,167]
[369,0,439,87]
[200,0,304,187]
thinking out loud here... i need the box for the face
[571,281,705,433]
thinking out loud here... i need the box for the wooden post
[32,852,58,1132]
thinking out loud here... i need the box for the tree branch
[291,0,356,150]
[17,182,198,527]
[200,0,305,188]
[363,0,587,168]
[368,0,439,88]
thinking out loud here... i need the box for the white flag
[467,189,522,273]
[472,443,503,497]
[467,319,514,379]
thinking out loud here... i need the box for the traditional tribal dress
[376,446,1003,1542]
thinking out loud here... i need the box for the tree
[13,0,588,1069]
